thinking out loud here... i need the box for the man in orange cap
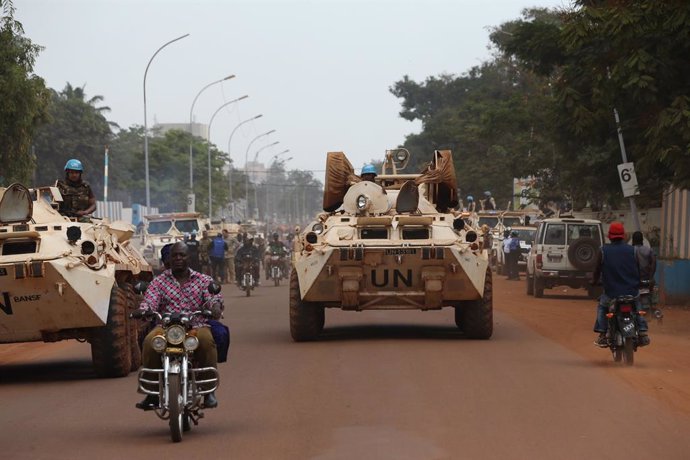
[591,222,649,347]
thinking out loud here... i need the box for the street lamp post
[227,114,263,209]
[251,141,280,219]
[266,155,292,222]
[188,74,235,212]
[206,95,249,221]
[244,130,276,219]
[143,33,189,209]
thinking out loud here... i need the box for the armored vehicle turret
[290,149,493,341]
[0,184,152,377]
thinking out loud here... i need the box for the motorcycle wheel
[623,338,634,366]
[246,286,251,297]
[182,414,192,432]
[613,347,623,363]
[169,374,183,442]
[274,275,280,287]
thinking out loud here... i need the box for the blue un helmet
[64,159,83,171]
[361,164,377,176]
[484,191,491,197]
[467,195,474,202]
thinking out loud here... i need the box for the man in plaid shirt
[136,242,224,410]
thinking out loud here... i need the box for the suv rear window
[544,224,565,245]
[567,224,600,244]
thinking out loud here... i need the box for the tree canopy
[0,0,49,184]
[391,3,690,210]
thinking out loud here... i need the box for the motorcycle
[603,294,646,366]
[238,254,255,297]
[639,280,663,322]
[269,252,284,287]
[131,282,221,442]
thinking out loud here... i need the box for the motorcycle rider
[235,236,261,286]
[265,232,288,280]
[136,242,224,410]
[591,222,650,347]
[55,159,96,219]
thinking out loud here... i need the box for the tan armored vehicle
[290,149,492,341]
[0,184,152,377]
[141,212,206,272]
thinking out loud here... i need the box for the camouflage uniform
[224,234,237,283]
[55,179,95,217]
[198,233,211,275]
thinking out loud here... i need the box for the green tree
[496,2,690,199]
[32,83,113,195]
[0,0,49,185]
[108,127,235,215]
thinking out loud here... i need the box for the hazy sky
[16,0,568,177]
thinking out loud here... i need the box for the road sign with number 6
[617,162,639,198]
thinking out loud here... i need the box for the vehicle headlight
[165,325,185,345]
[183,336,199,351]
[312,222,324,235]
[356,194,368,210]
[151,335,167,352]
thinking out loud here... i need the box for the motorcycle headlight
[183,335,199,351]
[356,194,368,210]
[151,335,167,352]
[166,325,185,345]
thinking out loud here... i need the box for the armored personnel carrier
[141,212,206,272]
[0,183,152,377]
[290,149,492,341]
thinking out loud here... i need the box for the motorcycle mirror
[133,281,149,295]
[203,309,214,318]
[208,282,221,295]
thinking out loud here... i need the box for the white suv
[526,217,603,298]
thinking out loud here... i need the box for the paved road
[2,278,690,459]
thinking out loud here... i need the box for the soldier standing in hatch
[55,159,97,220]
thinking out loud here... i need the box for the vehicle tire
[568,238,599,271]
[459,268,493,339]
[169,374,183,442]
[91,284,132,378]
[533,275,545,298]
[125,283,143,372]
[182,414,192,433]
[290,270,323,341]
[623,338,634,366]
[613,347,623,363]
[526,273,534,296]
[274,276,280,287]
[246,287,251,297]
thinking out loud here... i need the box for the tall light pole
[143,33,189,209]
[251,141,280,219]
[266,156,292,223]
[244,130,276,219]
[227,114,263,205]
[206,95,249,221]
[188,74,235,212]
[269,149,290,165]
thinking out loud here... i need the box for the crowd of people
[181,229,292,287]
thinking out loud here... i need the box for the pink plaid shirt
[139,269,223,328]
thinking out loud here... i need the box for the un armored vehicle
[141,212,206,272]
[290,149,492,341]
[0,184,152,377]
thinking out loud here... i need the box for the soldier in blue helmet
[360,164,377,182]
[55,159,96,218]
